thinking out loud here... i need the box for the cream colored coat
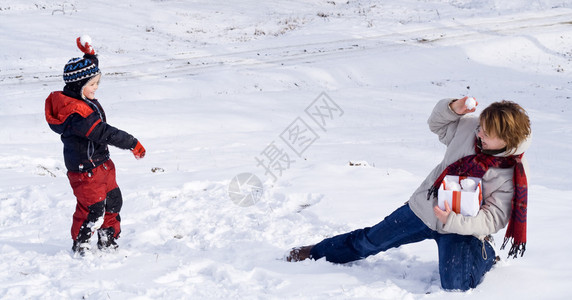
[408,98,531,240]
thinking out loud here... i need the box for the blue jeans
[310,204,496,291]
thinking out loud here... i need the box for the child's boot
[72,224,93,257]
[97,228,118,251]
[72,239,91,257]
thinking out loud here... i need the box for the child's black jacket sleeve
[67,112,138,150]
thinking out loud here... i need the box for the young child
[45,36,146,256]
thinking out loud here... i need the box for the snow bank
[1,0,571,298]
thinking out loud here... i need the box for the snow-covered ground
[1,0,571,298]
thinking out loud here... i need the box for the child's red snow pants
[67,159,122,242]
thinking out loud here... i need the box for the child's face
[82,74,101,100]
[477,123,507,150]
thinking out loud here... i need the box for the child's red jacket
[45,91,138,172]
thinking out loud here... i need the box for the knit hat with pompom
[63,56,100,84]
[63,35,101,99]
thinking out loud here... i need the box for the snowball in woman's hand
[460,178,476,191]
[445,181,461,191]
[465,97,476,110]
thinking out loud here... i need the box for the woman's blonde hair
[480,100,531,153]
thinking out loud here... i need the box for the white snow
[1,0,572,299]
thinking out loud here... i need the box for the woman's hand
[450,96,478,115]
[434,200,452,225]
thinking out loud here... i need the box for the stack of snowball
[438,175,482,217]
[443,177,477,192]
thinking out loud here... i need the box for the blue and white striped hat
[63,56,100,83]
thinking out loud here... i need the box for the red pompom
[76,35,95,55]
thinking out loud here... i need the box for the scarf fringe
[427,186,438,200]
[501,237,526,258]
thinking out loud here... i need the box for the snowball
[460,178,477,191]
[465,97,476,110]
[80,35,92,46]
[445,181,461,191]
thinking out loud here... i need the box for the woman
[286,97,531,291]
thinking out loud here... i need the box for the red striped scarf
[428,140,528,258]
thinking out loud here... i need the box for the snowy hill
[1,0,571,298]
